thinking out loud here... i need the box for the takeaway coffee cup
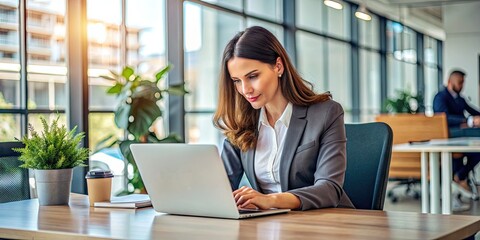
[85,170,114,206]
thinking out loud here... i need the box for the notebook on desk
[130,144,290,219]
[94,194,152,209]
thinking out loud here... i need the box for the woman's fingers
[233,187,254,201]
[232,187,273,209]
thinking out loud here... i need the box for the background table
[393,137,480,214]
[0,194,480,239]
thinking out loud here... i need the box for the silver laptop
[130,143,290,219]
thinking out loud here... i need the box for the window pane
[245,0,282,22]
[184,2,243,111]
[201,0,242,11]
[0,0,20,108]
[387,21,402,56]
[87,0,121,110]
[246,18,284,46]
[296,0,351,40]
[359,14,379,49]
[88,112,125,195]
[26,0,67,110]
[402,27,417,63]
[0,78,19,108]
[327,40,351,122]
[186,113,222,146]
[424,66,438,114]
[326,2,350,40]
[296,0,325,33]
[424,36,438,65]
[296,31,326,93]
[387,55,417,98]
[88,112,123,149]
[126,0,166,74]
[0,113,20,142]
[28,113,66,135]
[360,50,380,122]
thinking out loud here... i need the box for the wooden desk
[1,195,480,239]
[393,137,480,214]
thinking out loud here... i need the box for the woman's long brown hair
[213,26,330,152]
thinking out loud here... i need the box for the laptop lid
[130,144,289,219]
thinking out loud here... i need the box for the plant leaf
[93,134,118,153]
[155,65,172,82]
[127,96,161,139]
[107,83,124,94]
[100,74,116,81]
[164,84,188,95]
[114,102,131,129]
[122,66,135,80]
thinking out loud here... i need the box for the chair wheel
[471,194,479,201]
[387,191,393,197]
[390,197,398,203]
[414,192,420,199]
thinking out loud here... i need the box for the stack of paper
[94,194,152,209]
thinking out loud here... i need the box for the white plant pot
[34,168,73,206]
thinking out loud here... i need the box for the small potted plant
[14,116,89,206]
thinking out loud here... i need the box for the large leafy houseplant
[14,116,89,205]
[98,66,187,193]
[384,90,424,114]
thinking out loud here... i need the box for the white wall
[443,2,480,107]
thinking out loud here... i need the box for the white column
[441,151,452,214]
[430,152,440,214]
[421,152,429,213]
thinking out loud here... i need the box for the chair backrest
[343,122,393,210]
[0,141,30,203]
[375,113,448,179]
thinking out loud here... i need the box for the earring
[278,74,282,78]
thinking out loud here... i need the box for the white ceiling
[380,0,480,7]
[370,0,480,21]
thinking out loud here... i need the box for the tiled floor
[383,181,480,239]
[383,181,480,215]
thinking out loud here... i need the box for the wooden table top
[0,194,479,239]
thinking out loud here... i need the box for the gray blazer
[221,100,354,210]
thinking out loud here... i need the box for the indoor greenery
[14,116,89,169]
[98,65,187,193]
[384,90,424,114]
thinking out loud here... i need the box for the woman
[213,26,353,211]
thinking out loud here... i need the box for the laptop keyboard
[238,209,262,214]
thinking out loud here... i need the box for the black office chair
[343,123,393,210]
[0,141,31,203]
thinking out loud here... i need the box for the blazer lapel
[279,105,308,191]
[241,148,259,190]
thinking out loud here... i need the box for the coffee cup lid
[85,170,114,179]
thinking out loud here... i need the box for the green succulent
[13,116,89,169]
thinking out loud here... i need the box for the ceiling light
[324,0,343,10]
[355,5,372,21]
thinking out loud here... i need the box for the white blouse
[254,102,292,193]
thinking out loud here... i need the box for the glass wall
[26,0,67,133]
[424,35,440,114]
[387,21,418,102]
[0,0,445,164]
[359,14,380,122]
[184,1,243,146]
[0,0,20,141]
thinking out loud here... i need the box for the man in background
[433,69,480,194]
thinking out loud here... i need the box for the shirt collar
[258,102,293,129]
[447,88,459,98]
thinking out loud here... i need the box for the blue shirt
[433,88,480,128]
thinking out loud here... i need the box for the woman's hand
[233,186,302,210]
[233,186,275,209]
